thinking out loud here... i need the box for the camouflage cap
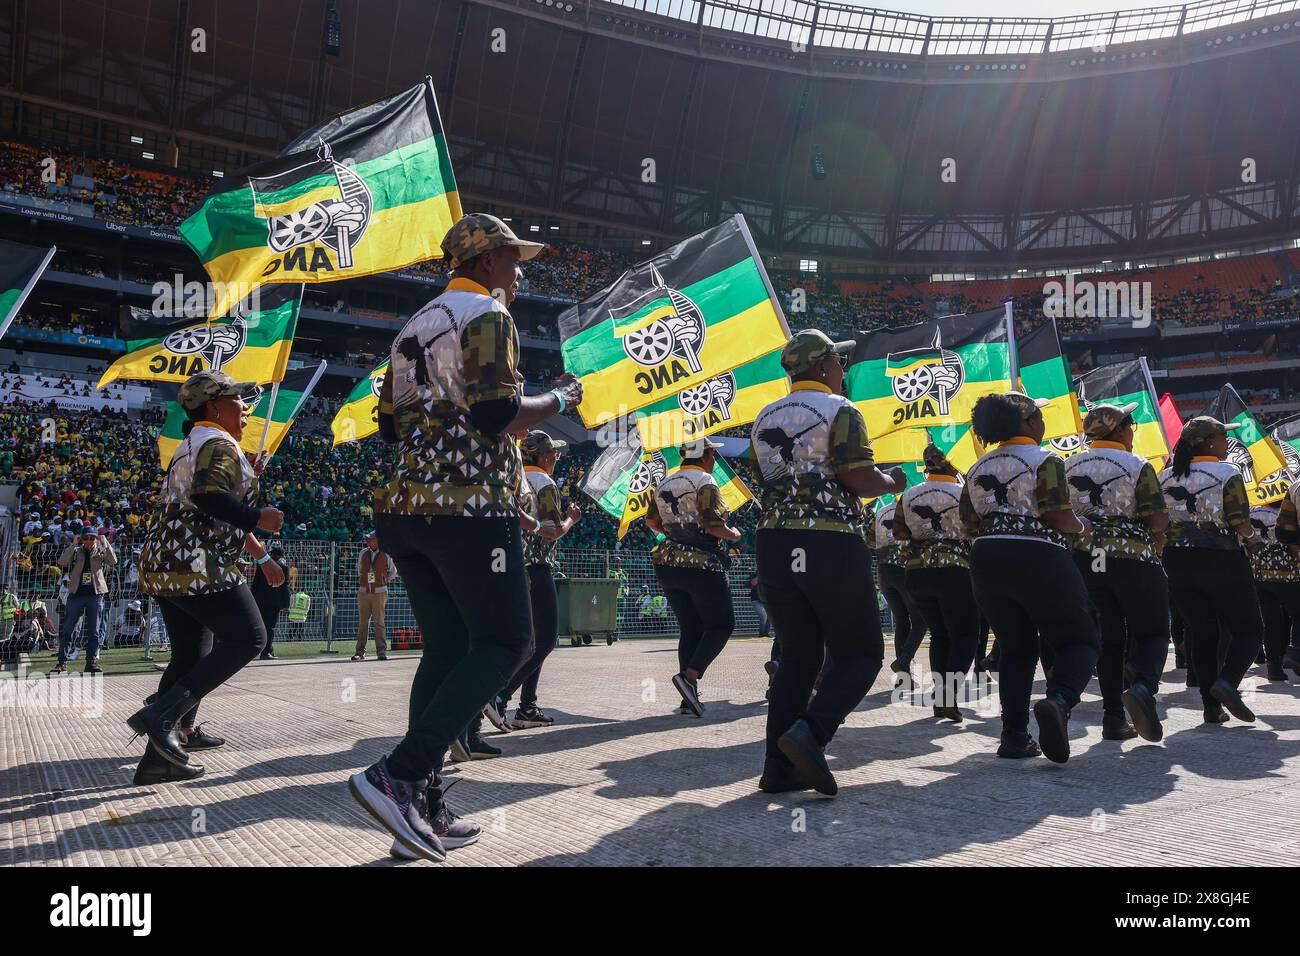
[680,436,725,460]
[780,329,854,376]
[922,442,954,472]
[441,213,545,269]
[1003,391,1051,419]
[520,429,567,461]
[1181,415,1241,445]
[1082,401,1139,438]
[178,369,261,412]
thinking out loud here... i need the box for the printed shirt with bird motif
[647,465,730,571]
[1063,441,1166,565]
[959,438,1073,548]
[872,501,904,565]
[895,475,970,569]
[748,382,875,536]
[1158,458,1249,550]
[1247,505,1299,581]
[374,277,524,518]
[138,424,258,597]
[521,466,565,569]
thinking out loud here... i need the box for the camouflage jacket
[960,439,1073,549]
[1064,443,1166,565]
[138,425,258,597]
[1159,458,1249,551]
[749,382,874,536]
[648,465,730,572]
[374,278,524,519]
[895,476,970,570]
[521,467,564,569]
[1247,504,1299,582]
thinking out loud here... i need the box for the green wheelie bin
[556,577,621,646]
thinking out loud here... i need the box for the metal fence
[2,536,892,653]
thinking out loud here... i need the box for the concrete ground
[4,638,1300,866]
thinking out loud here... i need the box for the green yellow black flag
[98,285,301,388]
[558,215,790,429]
[157,362,327,468]
[0,240,56,341]
[632,348,789,452]
[1016,318,1082,443]
[1206,383,1288,505]
[331,359,390,445]
[1064,357,1169,468]
[180,78,461,321]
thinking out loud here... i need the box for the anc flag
[1206,383,1288,505]
[846,306,1014,444]
[633,348,788,452]
[1069,358,1169,469]
[331,359,390,445]
[0,240,56,340]
[558,215,790,429]
[180,79,461,321]
[581,432,751,540]
[866,461,927,511]
[157,362,327,468]
[98,285,300,388]
[1269,416,1300,478]
[1016,319,1081,443]
[870,423,986,474]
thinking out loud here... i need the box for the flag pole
[0,244,56,342]
[257,380,280,459]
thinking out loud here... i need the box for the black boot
[758,757,809,794]
[1267,661,1287,682]
[1101,713,1138,741]
[1122,683,1163,742]
[181,724,226,750]
[1209,679,1255,723]
[777,720,837,796]
[1033,693,1072,764]
[1284,647,1300,679]
[996,732,1041,759]
[133,745,205,785]
[127,684,197,767]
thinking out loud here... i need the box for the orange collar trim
[791,381,832,394]
[1091,440,1127,451]
[447,276,492,296]
[524,465,547,474]
[1000,436,1036,446]
[927,474,960,484]
[193,420,233,437]
[680,463,708,472]
[1192,455,1221,463]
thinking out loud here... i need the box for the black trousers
[969,538,1100,736]
[154,583,266,729]
[654,563,735,677]
[502,564,559,709]
[905,565,981,707]
[878,562,926,665]
[257,604,280,655]
[1163,547,1264,710]
[1073,552,1170,713]
[758,529,884,765]
[1252,579,1300,665]
[378,514,533,785]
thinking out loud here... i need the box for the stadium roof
[4,0,1300,267]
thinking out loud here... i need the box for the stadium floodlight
[529,225,540,232]
[142,151,154,160]
[212,170,224,178]
[641,240,652,246]
[130,135,143,144]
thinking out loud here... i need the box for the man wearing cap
[960,391,1100,764]
[1064,403,1170,742]
[352,531,393,662]
[749,329,907,795]
[128,369,284,786]
[1159,415,1265,724]
[349,213,582,862]
[893,441,978,723]
[645,435,740,716]
[50,522,117,674]
[484,429,582,732]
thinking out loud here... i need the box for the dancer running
[893,442,977,722]
[1248,499,1300,683]
[1158,416,1265,724]
[646,437,741,716]
[1063,403,1169,742]
[960,391,1100,763]
[129,370,283,784]
[750,330,906,795]
[874,499,927,674]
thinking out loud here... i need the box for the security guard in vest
[646,436,741,717]
[1064,403,1169,742]
[750,329,906,796]
[874,498,928,674]
[0,588,16,644]
[1247,498,1300,682]
[1159,416,1264,724]
[960,391,1100,764]
[893,441,976,722]
[287,590,311,639]
[349,213,582,862]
